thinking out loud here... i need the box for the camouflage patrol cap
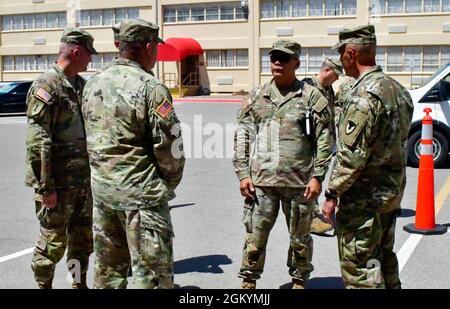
[112,22,121,41]
[118,19,164,43]
[332,25,377,50]
[60,28,98,54]
[269,39,301,59]
[324,58,344,76]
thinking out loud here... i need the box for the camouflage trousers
[239,187,314,282]
[93,202,174,289]
[31,186,93,288]
[336,207,401,289]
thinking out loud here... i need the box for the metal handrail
[182,72,199,86]
[162,73,177,88]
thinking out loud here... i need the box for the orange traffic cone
[404,108,447,235]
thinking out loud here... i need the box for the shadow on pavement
[174,284,201,289]
[174,254,233,275]
[170,203,196,210]
[398,209,416,218]
[279,277,345,289]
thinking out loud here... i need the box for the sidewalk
[174,95,244,104]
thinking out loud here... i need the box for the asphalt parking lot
[0,101,449,289]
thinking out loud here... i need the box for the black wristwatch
[324,189,338,201]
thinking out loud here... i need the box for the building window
[387,46,404,72]
[309,0,324,16]
[376,47,387,70]
[261,0,275,18]
[2,56,14,71]
[88,53,117,70]
[261,49,271,73]
[342,0,357,14]
[220,4,235,20]
[376,45,450,72]
[207,49,248,67]
[406,0,422,13]
[2,55,58,71]
[164,8,176,23]
[424,0,441,12]
[1,12,67,31]
[276,0,291,18]
[371,0,450,14]
[442,47,450,64]
[423,46,440,72]
[79,8,139,27]
[260,0,356,19]
[293,0,308,16]
[163,2,245,23]
[206,6,220,20]
[191,6,205,21]
[308,47,323,72]
[387,0,403,14]
[444,0,450,11]
[405,47,422,72]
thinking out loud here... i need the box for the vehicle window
[420,83,442,103]
[441,74,450,100]
[423,63,450,85]
[14,82,32,93]
[0,83,17,94]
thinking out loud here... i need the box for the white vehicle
[408,62,450,167]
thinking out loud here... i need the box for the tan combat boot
[310,217,333,235]
[241,279,256,289]
[72,274,88,289]
[38,283,52,289]
[292,279,305,289]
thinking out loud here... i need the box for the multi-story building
[1,0,450,93]
[0,0,156,81]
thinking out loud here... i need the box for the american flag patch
[35,88,52,103]
[156,99,173,118]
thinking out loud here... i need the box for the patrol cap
[60,28,98,55]
[332,25,377,50]
[324,58,344,76]
[269,39,301,59]
[112,22,121,41]
[118,19,164,43]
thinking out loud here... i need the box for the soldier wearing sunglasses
[233,39,333,289]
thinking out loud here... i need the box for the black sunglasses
[270,53,292,64]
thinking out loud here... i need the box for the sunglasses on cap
[270,53,293,64]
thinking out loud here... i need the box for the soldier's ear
[294,58,300,70]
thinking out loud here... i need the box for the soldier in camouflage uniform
[303,58,344,235]
[25,28,98,289]
[334,76,355,125]
[234,40,333,289]
[82,19,185,289]
[322,25,414,289]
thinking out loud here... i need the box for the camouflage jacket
[328,66,414,213]
[303,75,335,107]
[303,75,337,141]
[335,77,355,109]
[82,58,185,210]
[233,78,333,187]
[25,64,90,194]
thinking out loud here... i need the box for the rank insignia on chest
[345,120,358,135]
[35,88,52,103]
[156,99,173,118]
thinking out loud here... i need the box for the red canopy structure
[157,38,203,62]
[157,38,203,97]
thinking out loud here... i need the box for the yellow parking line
[436,175,450,215]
